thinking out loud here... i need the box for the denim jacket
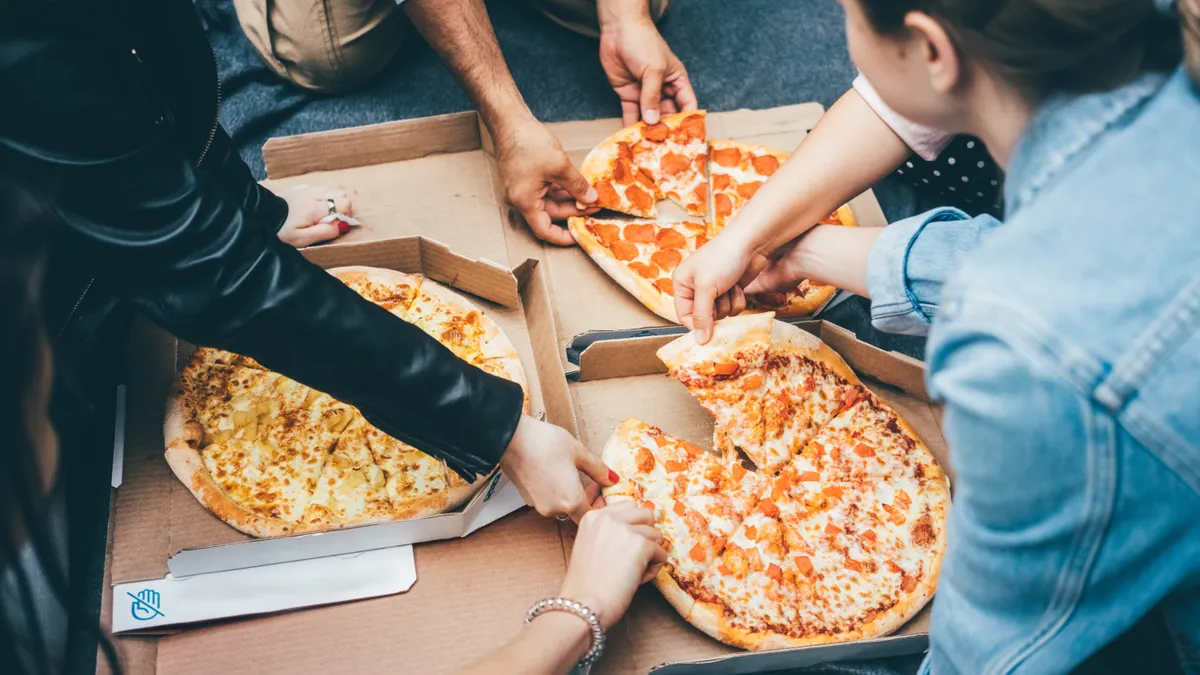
[865,67,1200,674]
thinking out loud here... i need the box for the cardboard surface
[568,321,945,674]
[102,106,924,675]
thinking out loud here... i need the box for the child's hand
[275,184,353,248]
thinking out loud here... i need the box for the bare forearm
[405,0,532,134]
[724,89,909,257]
[457,613,591,675]
[790,225,883,298]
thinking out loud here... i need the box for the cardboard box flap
[301,236,521,309]
[567,321,949,673]
[262,112,482,178]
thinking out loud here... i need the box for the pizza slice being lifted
[568,216,708,323]
[580,111,709,217]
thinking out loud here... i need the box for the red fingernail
[609,469,620,483]
[336,219,351,235]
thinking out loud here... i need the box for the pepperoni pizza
[601,313,950,651]
[574,117,860,321]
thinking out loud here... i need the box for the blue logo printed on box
[128,589,165,621]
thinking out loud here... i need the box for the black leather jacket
[0,0,523,479]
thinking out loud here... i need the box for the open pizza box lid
[100,104,913,674]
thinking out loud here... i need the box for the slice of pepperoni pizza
[601,418,768,515]
[707,139,859,317]
[657,312,776,470]
[580,111,709,217]
[568,216,707,322]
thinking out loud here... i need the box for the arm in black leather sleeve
[205,127,290,236]
[0,33,522,478]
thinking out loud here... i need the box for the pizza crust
[656,311,775,370]
[568,217,679,323]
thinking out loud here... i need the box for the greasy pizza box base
[98,105,909,674]
[101,322,949,675]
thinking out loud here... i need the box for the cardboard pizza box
[101,318,948,675]
[105,237,576,635]
[99,105,913,674]
[255,105,890,365]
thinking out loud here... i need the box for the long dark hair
[0,179,121,674]
[857,0,1199,101]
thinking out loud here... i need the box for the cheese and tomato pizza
[574,116,860,322]
[600,313,949,651]
[163,266,530,538]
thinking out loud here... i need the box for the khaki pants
[233,0,671,93]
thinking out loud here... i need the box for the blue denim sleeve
[865,208,1002,336]
[921,324,1097,674]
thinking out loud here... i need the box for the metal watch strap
[525,597,606,667]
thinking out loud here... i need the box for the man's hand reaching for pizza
[500,415,617,522]
[495,118,600,246]
[598,0,697,126]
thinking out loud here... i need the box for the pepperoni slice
[637,167,658,187]
[825,523,843,536]
[737,180,764,200]
[745,524,758,539]
[803,376,816,392]
[696,234,709,248]
[713,361,739,375]
[653,278,674,295]
[610,240,639,261]
[628,261,659,279]
[651,248,683,272]
[673,500,686,516]
[823,486,844,499]
[648,428,669,447]
[636,446,655,473]
[712,173,732,191]
[623,223,656,243]
[863,529,877,542]
[896,489,913,509]
[693,154,706,172]
[626,184,655,213]
[681,113,705,140]
[797,470,820,482]
[731,463,747,481]
[681,441,705,458]
[712,535,727,551]
[845,558,865,573]
[854,443,875,458]
[711,146,742,168]
[643,122,669,142]
[765,562,783,580]
[664,460,688,473]
[843,387,862,409]
[689,543,707,562]
[661,152,690,175]
[692,183,707,204]
[655,227,687,249]
[901,575,918,592]
[589,222,620,246]
[752,153,781,176]
[794,555,815,577]
[758,499,780,518]
[715,193,734,217]
[594,180,620,207]
[617,141,633,161]
[741,373,763,390]
[613,159,636,186]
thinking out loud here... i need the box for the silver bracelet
[524,597,606,667]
